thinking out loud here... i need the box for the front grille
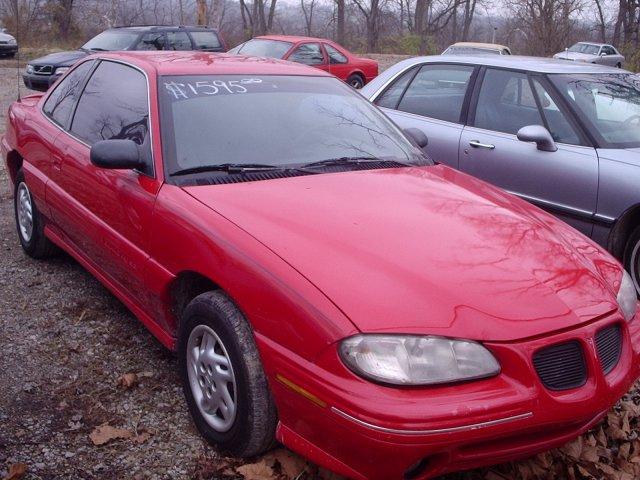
[595,324,622,375]
[33,65,53,75]
[533,341,587,391]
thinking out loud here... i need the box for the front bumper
[262,311,640,479]
[0,44,17,55]
[22,72,60,91]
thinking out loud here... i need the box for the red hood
[184,165,621,341]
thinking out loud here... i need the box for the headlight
[8,38,16,45]
[25,64,33,74]
[340,334,500,386]
[55,67,69,75]
[617,270,637,321]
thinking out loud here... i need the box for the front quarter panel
[149,184,358,361]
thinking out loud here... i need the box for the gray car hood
[554,51,595,62]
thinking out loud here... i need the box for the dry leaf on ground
[3,463,27,480]
[236,459,275,480]
[117,372,139,389]
[89,423,133,446]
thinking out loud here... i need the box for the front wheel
[346,74,365,89]
[14,170,56,259]
[617,62,622,68]
[178,291,277,457]
[623,226,640,296]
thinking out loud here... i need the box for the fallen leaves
[89,423,133,446]
[117,372,138,389]
[2,464,26,480]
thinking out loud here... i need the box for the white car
[0,28,18,58]
[554,42,624,68]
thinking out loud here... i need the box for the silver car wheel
[186,324,237,432]
[17,182,34,242]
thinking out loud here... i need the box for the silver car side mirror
[516,125,557,152]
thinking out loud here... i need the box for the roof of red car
[256,34,333,44]
[90,51,332,77]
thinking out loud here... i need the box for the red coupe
[3,51,640,480]
[228,35,378,88]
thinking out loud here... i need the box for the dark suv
[23,25,226,91]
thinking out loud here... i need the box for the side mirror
[516,125,557,152]
[404,128,429,148]
[90,139,144,170]
[600,52,607,56]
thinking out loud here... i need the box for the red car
[3,51,640,480]
[228,35,378,88]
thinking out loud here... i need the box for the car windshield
[549,73,640,148]
[444,46,500,55]
[234,39,292,58]
[82,30,139,51]
[159,75,427,177]
[567,43,600,55]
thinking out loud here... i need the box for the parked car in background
[5,51,640,480]
[228,35,378,88]
[23,25,226,91]
[363,55,640,295]
[0,28,18,58]
[443,42,511,55]
[554,42,624,67]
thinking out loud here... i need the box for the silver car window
[531,79,581,145]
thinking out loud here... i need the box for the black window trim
[372,61,480,125]
[43,58,156,179]
[467,65,595,148]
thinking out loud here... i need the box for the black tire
[617,62,622,68]
[178,290,277,457]
[14,170,56,259]
[623,226,640,296]
[346,74,365,89]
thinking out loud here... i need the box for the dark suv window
[396,64,474,123]
[166,31,192,50]
[43,61,93,127]
[190,31,222,50]
[70,61,152,174]
[137,32,165,50]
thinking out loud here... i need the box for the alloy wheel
[16,182,34,242]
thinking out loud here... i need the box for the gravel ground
[1,56,640,480]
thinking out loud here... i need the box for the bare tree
[352,0,381,51]
[196,0,207,24]
[300,0,316,35]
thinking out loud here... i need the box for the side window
[166,31,192,51]
[190,31,222,50]
[289,43,324,65]
[325,44,347,64]
[473,69,543,134]
[43,61,93,127]
[375,66,417,109]
[137,32,165,50]
[396,64,474,123]
[70,61,152,174]
[603,46,616,55]
[531,78,581,145]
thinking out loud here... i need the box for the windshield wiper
[171,163,286,176]
[87,47,108,51]
[300,156,410,169]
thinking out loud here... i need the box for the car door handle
[469,140,495,150]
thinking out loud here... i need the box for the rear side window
[289,43,324,65]
[473,69,543,135]
[191,31,222,50]
[70,61,152,173]
[397,64,474,122]
[375,66,418,109]
[43,61,93,127]
[166,31,192,50]
[325,44,347,64]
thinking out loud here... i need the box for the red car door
[49,60,161,308]
[323,43,351,81]
[285,42,329,73]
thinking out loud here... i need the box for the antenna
[15,2,21,102]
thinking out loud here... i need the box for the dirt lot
[1,56,640,480]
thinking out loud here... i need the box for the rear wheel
[623,226,640,296]
[347,74,365,89]
[617,62,622,68]
[178,291,277,457]
[14,170,56,259]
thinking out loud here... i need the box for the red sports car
[3,51,640,480]
[228,35,378,88]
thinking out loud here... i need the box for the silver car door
[372,63,476,168]
[459,68,598,236]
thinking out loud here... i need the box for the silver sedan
[554,42,624,68]
[362,55,640,294]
